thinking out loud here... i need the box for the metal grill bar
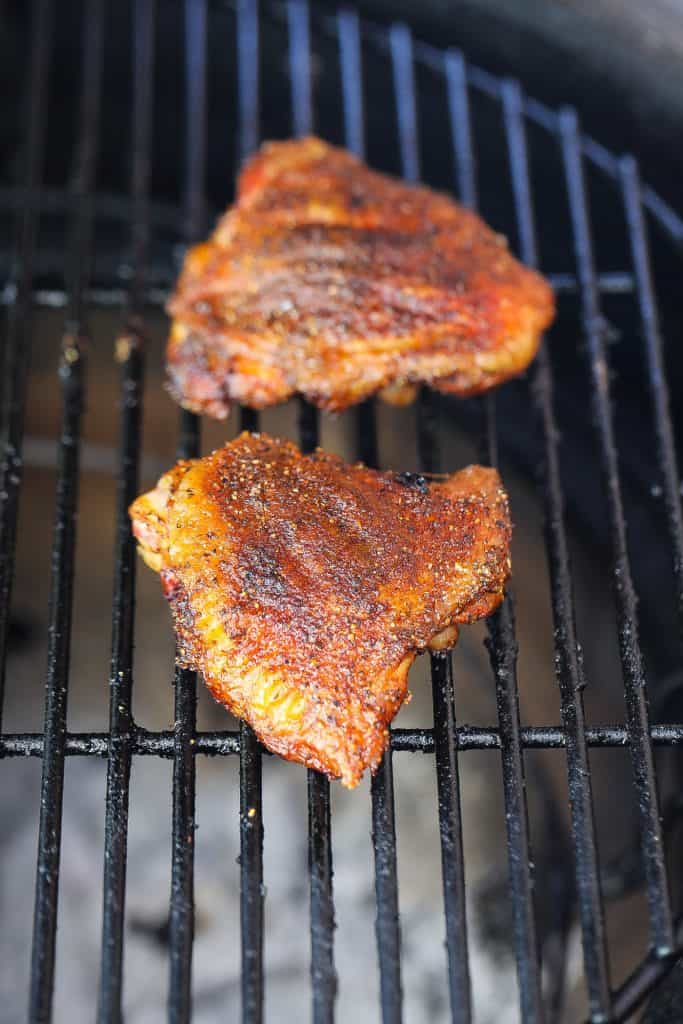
[337,15,403,1023]
[168,3,207,1019]
[482,464,547,1020]
[0,0,53,730]
[369,751,402,1024]
[237,0,260,166]
[5,721,683,760]
[288,0,313,140]
[428,634,472,1022]
[29,337,85,1024]
[288,0,314,136]
[307,766,336,1024]
[28,0,104,1017]
[98,336,144,1018]
[236,3,265,1020]
[559,108,675,958]
[97,0,154,1018]
[337,9,365,163]
[239,725,264,1023]
[416,389,472,1024]
[611,927,682,1021]
[445,51,476,212]
[392,31,473,1022]
[389,24,420,185]
[501,79,612,1021]
[445,52,544,1021]
[169,594,199,1024]
[619,156,683,639]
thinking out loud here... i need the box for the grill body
[1,1,683,1022]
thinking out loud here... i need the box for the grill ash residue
[394,471,429,494]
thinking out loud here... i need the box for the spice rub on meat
[166,137,555,419]
[129,432,512,787]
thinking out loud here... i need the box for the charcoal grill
[2,0,683,1021]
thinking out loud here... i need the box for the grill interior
[2,0,683,1021]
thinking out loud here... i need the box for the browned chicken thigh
[129,432,511,786]
[166,137,555,419]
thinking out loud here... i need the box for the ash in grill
[1,1,683,1022]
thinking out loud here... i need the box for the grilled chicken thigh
[129,432,511,786]
[166,137,554,419]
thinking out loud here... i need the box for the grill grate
[2,0,683,1021]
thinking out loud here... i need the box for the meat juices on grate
[166,137,555,419]
[129,431,511,787]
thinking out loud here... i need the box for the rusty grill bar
[2,0,683,1022]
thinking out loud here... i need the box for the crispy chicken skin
[166,137,555,419]
[129,432,511,787]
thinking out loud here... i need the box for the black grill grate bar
[239,406,260,434]
[307,767,337,1024]
[445,51,476,212]
[5,721,683,760]
[236,3,265,1020]
[619,156,683,640]
[239,723,264,1024]
[610,925,682,1022]
[237,0,260,167]
[97,0,154,1018]
[28,0,105,1016]
[168,3,207,1019]
[337,8,365,163]
[0,0,54,729]
[129,0,156,314]
[559,107,674,957]
[337,15,403,1022]
[394,31,473,1019]
[429,641,472,1022]
[287,11,337,1019]
[169,648,199,1024]
[389,24,420,185]
[446,53,545,1021]
[501,80,612,1020]
[482,550,546,1022]
[480,404,546,1022]
[29,338,85,1024]
[64,0,106,327]
[369,751,403,1024]
[298,398,320,456]
[415,387,472,1024]
[288,0,313,138]
[183,0,209,246]
[97,337,144,1019]
[354,401,379,471]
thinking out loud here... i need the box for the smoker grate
[2,0,683,1021]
